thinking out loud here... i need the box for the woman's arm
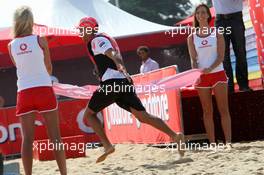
[7,43,16,67]
[205,32,225,73]
[39,36,52,75]
[187,34,198,69]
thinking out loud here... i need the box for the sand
[5,141,264,175]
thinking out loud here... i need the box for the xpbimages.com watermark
[165,25,232,38]
[98,82,166,96]
[33,140,230,154]
[33,140,100,154]
[162,141,229,153]
[34,24,232,40]
[33,26,98,38]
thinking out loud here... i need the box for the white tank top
[10,35,52,92]
[193,30,224,73]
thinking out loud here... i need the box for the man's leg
[223,34,234,92]
[129,108,185,157]
[84,108,113,149]
[230,15,250,91]
[215,17,234,92]
[84,87,116,163]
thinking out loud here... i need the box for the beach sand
[5,141,264,175]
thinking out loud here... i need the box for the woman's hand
[202,67,212,74]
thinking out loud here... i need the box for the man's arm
[105,49,124,69]
[105,48,131,80]
[92,36,131,81]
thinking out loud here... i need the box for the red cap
[77,17,98,29]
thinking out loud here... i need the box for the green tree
[109,0,193,26]
[201,0,213,7]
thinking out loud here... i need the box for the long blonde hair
[13,6,34,37]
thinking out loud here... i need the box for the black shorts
[88,78,145,113]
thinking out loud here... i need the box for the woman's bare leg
[213,83,232,144]
[197,88,215,143]
[20,113,36,175]
[42,110,67,175]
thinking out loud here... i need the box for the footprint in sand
[244,158,258,162]
[114,166,124,171]
[102,167,111,171]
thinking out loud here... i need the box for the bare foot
[172,133,185,158]
[96,146,115,163]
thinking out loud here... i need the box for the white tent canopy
[0,0,173,37]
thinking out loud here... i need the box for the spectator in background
[137,46,159,73]
[213,0,252,92]
[0,96,4,108]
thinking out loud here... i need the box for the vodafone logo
[105,103,133,130]
[201,40,208,46]
[17,43,32,55]
[20,43,28,51]
[105,93,169,130]
[0,120,42,143]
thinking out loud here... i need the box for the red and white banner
[53,83,97,99]
[249,0,264,78]
[52,67,201,144]
[103,89,182,144]
[0,66,202,155]
[0,100,100,156]
[52,68,202,99]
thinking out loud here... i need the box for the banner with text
[0,100,100,156]
[103,66,183,144]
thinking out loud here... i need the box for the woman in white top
[8,6,66,175]
[187,4,232,145]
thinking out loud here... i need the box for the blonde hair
[13,6,34,37]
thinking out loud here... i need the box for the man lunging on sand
[76,16,185,163]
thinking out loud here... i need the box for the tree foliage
[200,0,213,7]
[109,0,193,25]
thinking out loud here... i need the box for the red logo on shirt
[17,43,32,55]
[20,43,27,51]
[201,40,208,45]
